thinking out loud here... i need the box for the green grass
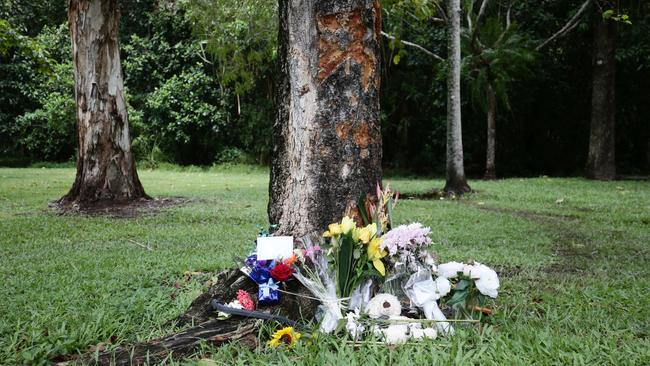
[1,167,649,365]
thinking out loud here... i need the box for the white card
[256,236,294,260]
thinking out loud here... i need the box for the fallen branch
[87,318,258,365]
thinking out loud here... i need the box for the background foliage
[0,0,648,175]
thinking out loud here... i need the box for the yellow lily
[367,237,387,276]
[324,222,342,238]
[340,216,356,234]
[353,223,377,244]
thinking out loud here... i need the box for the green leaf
[393,54,401,65]
[357,195,370,226]
[602,9,614,20]
[337,234,355,296]
[456,279,471,291]
[478,293,487,307]
[447,289,469,306]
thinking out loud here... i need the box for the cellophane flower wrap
[291,234,343,333]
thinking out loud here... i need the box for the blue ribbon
[249,266,271,284]
[260,279,279,297]
[258,278,280,305]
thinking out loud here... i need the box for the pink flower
[304,245,321,258]
[237,290,255,310]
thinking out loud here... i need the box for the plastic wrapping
[348,278,373,312]
[292,235,343,333]
[381,262,409,299]
[403,269,454,335]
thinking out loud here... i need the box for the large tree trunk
[586,10,616,180]
[269,0,382,236]
[484,82,496,180]
[443,0,471,194]
[60,0,147,206]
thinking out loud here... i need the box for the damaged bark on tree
[269,0,383,236]
[59,0,148,207]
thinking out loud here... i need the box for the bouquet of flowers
[323,217,386,298]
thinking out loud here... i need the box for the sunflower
[267,326,301,348]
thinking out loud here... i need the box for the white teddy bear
[360,293,437,344]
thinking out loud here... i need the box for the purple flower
[381,223,433,264]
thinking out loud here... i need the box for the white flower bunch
[436,261,500,298]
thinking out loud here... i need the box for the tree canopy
[0,0,648,176]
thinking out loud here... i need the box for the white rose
[410,326,437,340]
[462,263,474,277]
[376,324,409,344]
[434,276,452,298]
[437,261,465,278]
[470,263,499,298]
[422,327,437,339]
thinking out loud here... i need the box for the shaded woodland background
[1,0,649,176]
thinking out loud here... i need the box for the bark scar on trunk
[353,123,372,148]
[316,9,377,91]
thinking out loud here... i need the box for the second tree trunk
[586,12,617,180]
[61,0,147,205]
[444,0,471,193]
[484,83,496,180]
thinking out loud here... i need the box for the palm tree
[462,11,536,179]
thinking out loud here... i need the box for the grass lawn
[1,166,649,365]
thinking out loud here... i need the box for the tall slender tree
[60,0,147,206]
[463,6,536,180]
[586,1,617,180]
[269,0,382,236]
[444,0,471,193]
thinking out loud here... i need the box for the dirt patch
[400,189,445,200]
[464,202,579,223]
[400,189,476,200]
[494,264,523,278]
[48,197,190,218]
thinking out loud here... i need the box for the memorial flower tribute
[215,184,501,347]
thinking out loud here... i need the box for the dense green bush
[1,22,75,161]
[138,67,230,165]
